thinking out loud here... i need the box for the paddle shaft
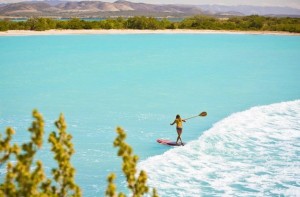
[183,112,207,121]
[183,115,199,120]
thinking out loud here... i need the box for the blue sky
[1,0,300,9]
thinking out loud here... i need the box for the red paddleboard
[157,139,185,146]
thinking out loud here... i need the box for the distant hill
[199,5,300,17]
[0,1,299,18]
[0,1,205,17]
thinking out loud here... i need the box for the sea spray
[139,100,300,196]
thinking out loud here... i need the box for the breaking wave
[139,100,300,196]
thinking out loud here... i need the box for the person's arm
[183,119,186,122]
[170,120,176,125]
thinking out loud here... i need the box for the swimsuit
[175,119,183,135]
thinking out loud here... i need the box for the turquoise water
[0,34,299,196]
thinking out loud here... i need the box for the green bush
[0,20,9,31]
[0,110,158,197]
[0,15,299,33]
[25,18,56,31]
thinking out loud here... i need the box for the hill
[0,1,299,18]
[199,5,300,17]
[0,1,205,17]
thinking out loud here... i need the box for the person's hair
[176,114,180,119]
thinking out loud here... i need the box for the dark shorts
[176,127,182,135]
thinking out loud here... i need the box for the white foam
[139,100,300,196]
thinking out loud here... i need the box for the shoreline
[0,29,300,36]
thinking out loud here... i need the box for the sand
[0,29,299,36]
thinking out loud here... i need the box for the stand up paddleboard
[158,111,207,147]
[157,139,185,146]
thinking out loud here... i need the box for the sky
[0,0,300,9]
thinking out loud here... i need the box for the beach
[0,29,300,36]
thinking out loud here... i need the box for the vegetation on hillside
[0,110,158,197]
[0,15,299,33]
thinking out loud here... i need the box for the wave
[139,100,300,197]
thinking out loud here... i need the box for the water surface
[0,34,299,196]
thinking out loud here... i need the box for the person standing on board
[170,114,186,145]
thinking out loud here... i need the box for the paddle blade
[200,112,207,117]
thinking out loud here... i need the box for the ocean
[0,33,299,196]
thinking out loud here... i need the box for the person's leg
[176,131,180,143]
[176,128,183,145]
[179,128,184,145]
[177,132,183,145]
[179,135,183,145]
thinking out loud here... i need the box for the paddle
[183,112,207,121]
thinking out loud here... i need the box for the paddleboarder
[170,114,186,145]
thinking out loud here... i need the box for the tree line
[0,15,300,33]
